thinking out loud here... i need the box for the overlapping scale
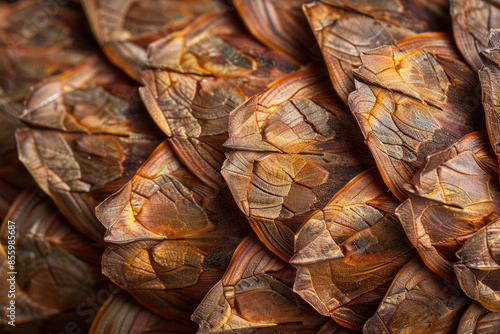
[457,302,500,333]
[192,234,328,333]
[232,0,318,64]
[0,188,103,326]
[96,140,249,322]
[455,216,500,312]
[140,8,298,190]
[291,168,414,330]
[222,65,372,260]
[349,33,483,201]
[81,0,224,81]
[16,56,161,242]
[6,1,500,332]
[303,0,450,103]
[451,0,500,72]
[89,291,197,333]
[364,257,468,333]
[396,132,500,282]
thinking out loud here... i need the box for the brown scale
[451,0,500,72]
[96,140,250,322]
[81,0,224,81]
[364,257,469,334]
[16,57,161,243]
[455,215,500,312]
[140,8,299,191]
[232,0,320,64]
[303,0,450,104]
[222,65,373,261]
[0,188,104,328]
[396,132,500,282]
[350,33,484,201]
[290,168,415,330]
[481,29,500,180]
[89,290,197,334]
[0,0,93,196]
[457,302,500,333]
[192,233,329,333]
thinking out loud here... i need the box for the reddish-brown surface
[6,0,500,333]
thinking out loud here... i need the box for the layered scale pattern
[3,0,500,333]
